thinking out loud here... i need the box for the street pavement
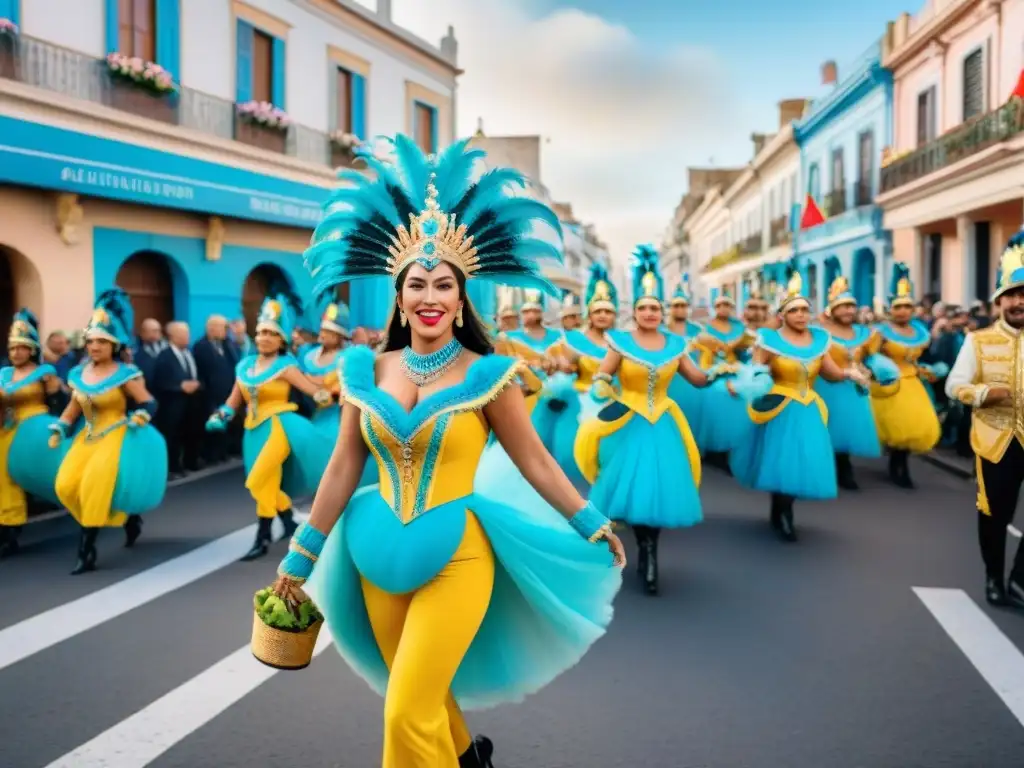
[2,458,1024,768]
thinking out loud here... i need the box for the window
[335,67,353,133]
[118,0,155,61]
[830,148,844,192]
[807,163,820,199]
[917,86,937,146]
[252,29,273,104]
[857,130,874,204]
[962,47,986,121]
[414,102,436,153]
[807,264,818,305]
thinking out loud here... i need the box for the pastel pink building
[877,0,1024,306]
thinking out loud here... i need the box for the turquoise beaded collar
[400,337,464,386]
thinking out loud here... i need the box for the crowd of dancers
[2,134,1021,768]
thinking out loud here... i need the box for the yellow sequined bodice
[616,358,678,423]
[240,376,297,428]
[575,355,602,392]
[74,386,129,436]
[4,380,48,424]
[879,336,926,379]
[770,354,823,396]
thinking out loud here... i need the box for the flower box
[105,53,177,96]
[235,101,290,154]
[329,131,364,168]
[106,76,179,124]
[0,18,18,80]
[251,586,324,670]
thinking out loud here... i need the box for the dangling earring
[456,306,464,328]
[399,310,408,328]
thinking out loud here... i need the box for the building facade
[0,0,459,338]
[792,40,893,311]
[877,0,1024,306]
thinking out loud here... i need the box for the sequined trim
[0,364,56,394]
[362,410,402,512]
[413,413,450,518]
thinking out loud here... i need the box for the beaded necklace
[400,337,464,386]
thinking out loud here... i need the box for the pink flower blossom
[0,18,19,35]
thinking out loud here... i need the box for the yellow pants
[362,511,495,768]
[245,417,292,519]
[55,426,128,528]
[0,428,27,526]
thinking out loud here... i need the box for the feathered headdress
[745,274,767,307]
[630,244,664,307]
[778,259,809,313]
[318,293,351,337]
[497,285,518,318]
[826,271,856,312]
[671,273,691,306]
[8,308,40,349]
[86,288,134,347]
[520,288,545,312]
[888,262,915,309]
[256,294,297,341]
[585,262,619,314]
[304,135,563,305]
[559,289,582,317]
[713,288,735,308]
[993,229,1024,301]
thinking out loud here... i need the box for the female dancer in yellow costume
[869,262,945,489]
[206,294,334,561]
[270,136,625,768]
[0,309,66,558]
[50,289,168,575]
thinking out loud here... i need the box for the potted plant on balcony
[104,53,178,124]
[329,131,363,168]
[0,17,19,80]
[235,101,290,154]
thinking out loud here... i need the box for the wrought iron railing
[0,33,337,167]
[769,216,790,247]
[738,233,762,255]
[880,98,1024,193]
[824,187,846,217]
[853,179,872,207]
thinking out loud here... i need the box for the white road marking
[1009,525,1022,539]
[914,587,1024,728]
[43,628,335,768]
[0,508,307,673]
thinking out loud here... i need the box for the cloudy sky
[382,0,913,263]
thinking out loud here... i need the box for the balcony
[880,99,1024,193]
[769,215,791,247]
[0,33,345,169]
[738,233,762,256]
[824,187,847,217]
[853,178,872,207]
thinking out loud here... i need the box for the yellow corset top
[239,376,297,428]
[339,347,523,524]
[575,355,602,392]
[67,362,143,439]
[4,380,48,424]
[770,354,823,394]
[755,327,831,402]
[605,330,688,422]
[877,323,930,379]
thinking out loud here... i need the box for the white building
[0,0,459,335]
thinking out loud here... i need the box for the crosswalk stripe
[0,511,306,673]
[43,628,335,767]
[914,587,1024,729]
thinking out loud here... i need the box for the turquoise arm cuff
[277,523,329,582]
[864,353,899,385]
[48,421,70,439]
[568,501,612,543]
[218,405,236,420]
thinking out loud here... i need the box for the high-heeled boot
[124,514,143,548]
[241,517,274,562]
[0,525,20,558]
[277,509,299,541]
[777,495,797,542]
[459,735,495,767]
[890,450,914,489]
[835,453,858,490]
[769,494,782,531]
[633,525,649,578]
[642,528,659,595]
[71,528,99,575]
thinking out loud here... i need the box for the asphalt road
[2,457,1023,768]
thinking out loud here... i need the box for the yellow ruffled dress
[870,322,941,453]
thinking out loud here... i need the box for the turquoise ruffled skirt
[8,413,66,505]
[113,425,168,514]
[530,373,588,495]
[729,399,838,499]
[590,405,702,528]
[310,404,380,487]
[697,376,749,453]
[243,413,332,498]
[813,379,882,457]
[308,485,621,710]
[669,375,704,451]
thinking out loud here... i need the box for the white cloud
[392,0,742,264]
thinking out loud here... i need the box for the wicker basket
[251,611,323,670]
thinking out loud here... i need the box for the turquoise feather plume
[630,244,664,304]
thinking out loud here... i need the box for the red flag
[799,194,826,230]
[1009,69,1024,101]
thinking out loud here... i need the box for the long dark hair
[381,264,494,355]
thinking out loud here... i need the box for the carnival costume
[729,269,862,541]
[0,309,66,557]
[946,230,1024,607]
[574,245,708,594]
[290,135,620,768]
[666,275,706,449]
[815,274,899,489]
[51,289,167,574]
[207,295,334,561]
[692,292,752,460]
[870,263,944,488]
[558,288,583,330]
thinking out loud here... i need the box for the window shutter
[327,65,339,132]
[962,48,984,120]
[350,72,366,139]
[104,0,119,53]
[155,0,180,81]
[271,37,286,109]
[0,0,19,25]
[235,19,253,103]
[429,106,438,152]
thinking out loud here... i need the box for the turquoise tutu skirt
[697,376,749,453]
[8,413,68,505]
[590,405,702,528]
[243,413,332,498]
[310,404,379,487]
[669,374,704,451]
[729,399,838,499]
[531,373,588,495]
[113,424,168,514]
[813,379,882,457]
[308,483,621,710]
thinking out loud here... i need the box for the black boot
[769,495,782,531]
[124,515,143,548]
[642,529,659,595]
[241,517,274,562]
[459,735,494,767]
[633,525,649,578]
[277,509,299,541]
[890,450,914,489]
[773,495,797,542]
[986,577,1009,606]
[0,525,20,558]
[836,453,858,491]
[70,528,99,575]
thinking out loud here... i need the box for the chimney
[474,117,485,137]
[821,60,838,86]
[378,0,392,22]
[778,98,809,128]
[751,133,769,156]
[440,25,458,64]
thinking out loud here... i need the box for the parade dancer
[0,309,66,557]
[815,274,898,489]
[729,270,870,542]
[575,244,719,594]
[558,289,583,331]
[870,263,944,489]
[501,288,561,359]
[298,299,350,437]
[946,231,1024,607]
[49,289,167,575]
[665,275,706,451]
[277,135,624,768]
[206,295,335,561]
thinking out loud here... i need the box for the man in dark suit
[193,315,237,465]
[133,318,167,384]
[154,322,203,479]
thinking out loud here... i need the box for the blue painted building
[788,40,893,311]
